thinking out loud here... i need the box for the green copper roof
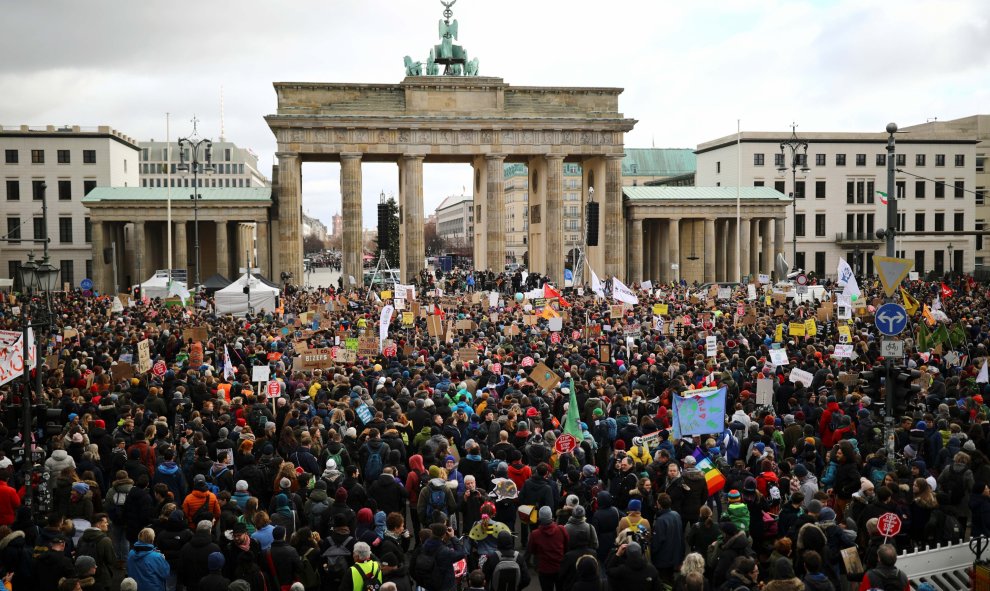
[623,186,790,201]
[622,148,696,177]
[82,187,272,203]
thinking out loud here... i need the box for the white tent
[140,273,188,301]
[215,273,279,316]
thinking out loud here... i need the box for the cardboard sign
[717,287,731,300]
[756,378,774,406]
[838,371,860,387]
[251,365,270,383]
[610,305,624,319]
[63,327,79,340]
[599,344,610,362]
[294,347,335,371]
[182,326,209,342]
[769,348,789,367]
[838,324,852,343]
[401,312,414,326]
[427,315,444,338]
[111,362,134,383]
[335,348,357,364]
[529,362,560,392]
[137,339,152,373]
[293,341,309,354]
[456,319,475,331]
[458,347,479,362]
[789,367,814,387]
[358,337,379,356]
[503,324,521,336]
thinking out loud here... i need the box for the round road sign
[796,274,808,286]
[554,434,577,455]
[267,380,280,398]
[877,512,901,537]
[152,360,167,377]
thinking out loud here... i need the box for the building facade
[302,213,329,243]
[696,129,979,278]
[138,139,269,189]
[1,124,140,290]
[435,194,474,248]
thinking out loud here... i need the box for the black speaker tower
[585,201,600,246]
[377,202,390,251]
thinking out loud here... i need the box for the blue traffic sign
[80,278,93,290]
[875,302,908,336]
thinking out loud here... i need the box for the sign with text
[137,339,152,373]
[788,367,814,387]
[294,347,335,371]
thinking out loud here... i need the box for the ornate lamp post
[777,124,810,265]
[177,117,214,286]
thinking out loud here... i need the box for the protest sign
[137,339,152,373]
[789,322,806,337]
[769,348,789,367]
[294,347,335,371]
[335,348,357,364]
[111,362,134,383]
[706,336,717,358]
[756,378,774,406]
[0,331,24,387]
[252,365,270,383]
[182,326,209,342]
[458,347,479,362]
[671,386,726,438]
[804,319,817,337]
[529,362,560,391]
[358,337,379,356]
[789,367,814,387]
[833,344,855,358]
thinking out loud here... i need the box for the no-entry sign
[877,512,901,538]
[266,380,280,399]
[554,434,577,455]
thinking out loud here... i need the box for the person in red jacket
[527,506,569,591]
[819,397,844,448]
[0,470,20,526]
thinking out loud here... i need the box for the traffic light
[859,369,884,401]
[892,369,922,416]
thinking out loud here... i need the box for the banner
[789,367,814,387]
[379,304,394,347]
[137,339,152,373]
[671,386,726,439]
[591,269,606,299]
[611,277,639,305]
[0,330,24,387]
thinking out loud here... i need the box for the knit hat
[75,555,96,575]
[120,579,138,591]
[626,541,642,560]
[228,581,251,591]
[727,489,741,501]
[627,499,642,512]
[358,508,374,524]
[169,509,186,523]
[719,521,738,537]
[614,440,626,451]
[279,477,291,489]
[235,480,249,492]
[72,482,90,495]
[965,440,977,452]
[566,495,579,508]
[429,465,441,479]
[326,458,338,470]
[272,525,286,541]
[497,531,514,550]
[207,551,225,572]
[820,507,836,521]
[573,505,586,519]
[793,463,808,477]
[682,456,696,467]
[807,499,823,514]
[593,408,604,417]
[538,506,553,525]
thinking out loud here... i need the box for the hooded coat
[127,541,170,591]
[76,527,117,591]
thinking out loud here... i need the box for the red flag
[433,304,445,320]
[941,282,954,298]
[544,283,571,307]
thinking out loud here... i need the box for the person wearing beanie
[181,473,221,528]
[177,521,222,590]
[481,530,531,591]
[76,514,118,591]
[651,493,684,586]
[711,520,752,586]
[415,524,465,591]
[517,463,555,547]
[616,499,651,550]
[605,541,660,591]
[267,525,304,590]
[230,480,251,511]
[197,552,230,591]
[793,462,820,509]
[564,504,599,552]
[119,578,138,591]
[725,489,750,531]
[527,506,569,591]
[417,462,457,527]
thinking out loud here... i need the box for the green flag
[949,322,967,348]
[916,323,932,351]
[933,324,952,347]
[563,377,583,440]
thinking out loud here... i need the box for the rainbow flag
[696,457,726,496]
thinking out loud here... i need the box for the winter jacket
[526,522,569,574]
[0,480,20,526]
[178,530,222,589]
[127,541,170,591]
[417,478,457,525]
[606,551,662,591]
[76,527,117,591]
[725,501,750,531]
[33,547,76,591]
[565,515,599,550]
[679,468,709,523]
[518,475,555,513]
[153,461,187,502]
[367,473,407,516]
[713,531,751,586]
[651,509,684,569]
[419,536,466,591]
[267,539,303,588]
[182,489,221,528]
[44,449,76,476]
[123,486,156,543]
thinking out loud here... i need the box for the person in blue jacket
[126,528,170,591]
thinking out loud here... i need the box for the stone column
[715,219,726,282]
[544,155,564,285]
[277,152,303,283]
[340,153,363,287]
[400,155,425,283]
[668,218,680,282]
[704,217,717,283]
[750,219,760,279]
[471,157,488,271]
[215,221,229,278]
[761,219,772,275]
[485,154,506,272]
[659,220,670,283]
[774,216,786,277]
[256,221,270,278]
[133,221,146,285]
[740,217,751,280]
[175,221,188,277]
[91,221,107,295]
[629,217,644,284]
[649,221,661,282]
[727,218,739,283]
[604,155,624,280]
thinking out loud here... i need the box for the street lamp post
[948,243,954,275]
[177,119,214,286]
[777,124,810,267]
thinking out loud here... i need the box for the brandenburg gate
[265,78,636,285]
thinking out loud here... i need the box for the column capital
[340,152,363,161]
[485,153,507,162]
[275,151,299,160]
[400,154,425,163]
[544,154,566,162]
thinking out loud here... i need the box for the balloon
[850,295,858,301]
[514,293,523,302]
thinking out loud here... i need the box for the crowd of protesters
[0,266,986,591]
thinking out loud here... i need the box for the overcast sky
[3,0,988,228]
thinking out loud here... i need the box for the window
[978,221,985,252]
[896,180,906,199]
[915,213,925,231]
[846,181,854,204]
[774,180,786,194]
[5,180,19,200]
[815,214,826,236]
[955,154,965,167]
[897,212,906,232]
[954,180,964,198]
[83,180,96,195]
[59,260,74,288]
[224,148,232,161]
[7,262,20,292]
[935,154,946,167]
[934,213,945,231]
[867,181,875,203]
[795,252,806,272]
[83,150,96,164]
[142,179,147,187]
[716,161,721,173]
[896,154,906,166]
[876,154,886,166]
[835,154,846,166]
[915,180,926,198]
[978,187,986,206]
[753,154,765,166]
[795,180,805,198]
[935,181,945,198]
[856,154,866,166]
[32,180,45,200]
[84,218,91,243]
[58,180,71,200]
[795,214,806,237]
[815,252,826,276]
[530,205,541,224]
[978,156,986,173]
[856,181,865,204]
[33,217,45,240]
[31,149,44,164]
[916,154,926,166]
[6,217,20,243]
[815,180,826,198]
[5,150,17,164]
[753,180,765,187]
[796,154,808,168]
[915,250,926,274]
[58,218,72,243]
[954,249,963,273]
[934,251,945,274]
[774,153,784,168]
[85,260,92,282]
[815,154,826,166]
[954,212,965,231]
[57,149,70,164]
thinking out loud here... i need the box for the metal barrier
[896,538,979,590]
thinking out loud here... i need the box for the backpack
[297,547,322,591]
[761,511,779,537]
[425,485,447,520]
[621,516,651,547]
[206,467,228,495]
[490,550,521,591]
[926,508,962,545]
[356,563,381,591]
[192,495,215,525]
[945,468,969,505]
[321,535,354,582]
[326,448,344,472]
[604,418,617,443]
[865,568,908,591]
[106,488,128,521]
[364,446,384,481]
[412,546,443,591]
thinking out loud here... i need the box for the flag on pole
[433,304,445,320]
[900,288,919,316]
[837,258,860,298]
[941,283,955,298]
[977,360,989,384]
[949,323,967,348]
[916,323,932,351]
[590,269,606,299]
[933,324,952,348]
[223,346,235,380]
[922,304,936,327]
[611,277,639,305]
[876,190,888,205]
[563,376,582,440]
[544,283,570,307]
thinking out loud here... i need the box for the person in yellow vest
[341,541,381,591]
[627,437,651,470]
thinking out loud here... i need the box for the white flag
[591,269,606,299]
[223,346,235,381]
[379,304,394,346]
[977,360,988,384]
[837,258,860,298]
[611,277,639,305]
[933,295,943,313]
